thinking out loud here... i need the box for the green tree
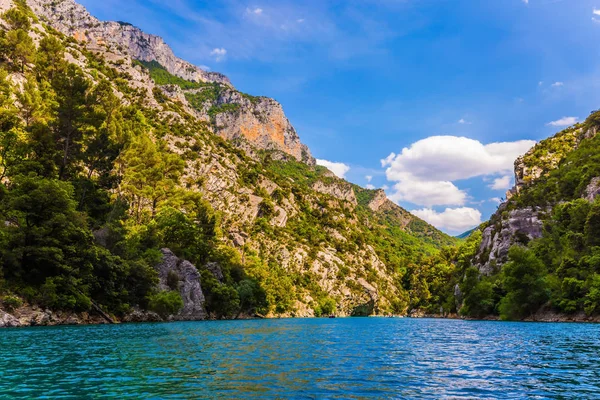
[119,135,184,222]
[51,63,91,179]
[460,267,495,318]
[499,246,549,320]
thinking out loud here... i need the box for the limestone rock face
[312,181,357,205]
[25,0,315,164]
[156,249,207,320]
[584,177,600,202]
[368,189,388,212]
[26,0,230,86]
[0,310,21,328]
[212,92,314,165]
[475,207,546,275]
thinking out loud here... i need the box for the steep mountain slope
[463,111,600,320]
[0,0,456,324]
[21,0,314,164]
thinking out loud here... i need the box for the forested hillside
[0,0,460,325]
[458,111,600,320]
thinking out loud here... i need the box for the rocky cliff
[476,118,600,272]
[155,249,207,321]
[22,0,313,163]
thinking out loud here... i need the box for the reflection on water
[1,318,599,398]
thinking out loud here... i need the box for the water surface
[1,318,599,398]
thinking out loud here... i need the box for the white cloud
[316,159,350,179]
[210,47,227,61]
[387,179,467,207]
[489,175,512,190]
[365,175,373,183]
[551,81,564,87]
[458,118,472,125]
[381,185,389,190]
[489,197,503,204]
[381,136,535,182]
[366,184,376,190]
[380,153,396,167]
[594,8,600,16]
[411,207,482,233]
[246,7,263,15]
[380,136,534,207]
[522,0,529,4]
[547,116,578,127]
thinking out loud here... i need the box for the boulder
[156,249,207,320]
[0,310,21,328]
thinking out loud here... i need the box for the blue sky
[80,0,600,234]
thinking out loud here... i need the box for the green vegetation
[0,4,268,319]
[456,110,600,320]
[134,60,207,89]
[148,291,183,318]
[7,3,582,323]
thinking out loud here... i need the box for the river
[1,318,599,398]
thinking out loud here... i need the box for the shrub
[148,291,183,318]
[2,295,22,311]
[167,270,179,291]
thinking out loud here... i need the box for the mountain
[461,111,600,321]
[0,0,457,325]
[455,228,475,240]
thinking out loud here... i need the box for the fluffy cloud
[387,180,467,207]
[551,81,564,87]
[380,136,534,208]
[366,184,376,189]
[316,159,350,179]
[381,136,535,182]
[594,9,600,16]
[547,116,578,127]
[489,175,511,190]
[458,118,471,125]
[411,207,482,233]
[210,48,227,61]
[365,175,373,183]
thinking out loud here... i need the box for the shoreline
[2,305,600,328]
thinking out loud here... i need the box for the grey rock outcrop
[156,249,207,320]
[205,262,224,282]
[312,181,357,205]
[584,177,600,202]
[475,207,546,275]
[368,189,388,212]
[0,310,21,328]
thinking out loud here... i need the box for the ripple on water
[1,318,599,399]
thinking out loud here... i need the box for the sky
[79,0,600,234]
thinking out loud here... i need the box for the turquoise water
[1,318,599,399]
